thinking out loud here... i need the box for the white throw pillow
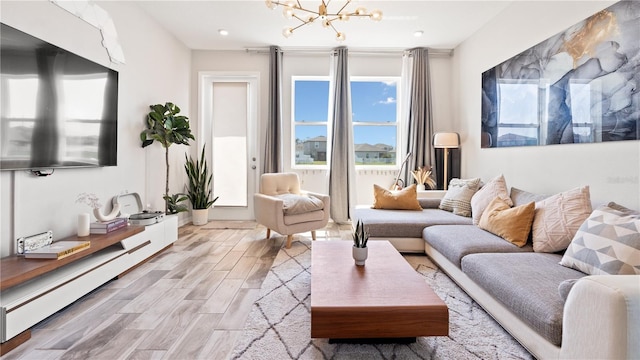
[439,178,481,217]
[531,186,592,253]
[471,174,512,225]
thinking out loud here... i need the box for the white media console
[0,215,178,354]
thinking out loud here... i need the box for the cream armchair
[254,172,330,248]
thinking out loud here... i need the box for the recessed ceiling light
[414,30,424,37]
[218,29,229,36]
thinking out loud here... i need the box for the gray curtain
[328,47,356,224]
[402,48,434,186]
[263,46,283,174]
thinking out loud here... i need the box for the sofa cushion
[423,225,533,267]
[439,178,482,217]
[372,184,422,210]
[478,197,535,247]
[353,207,471,238]
[471,174,512,225]
[560,202,640,275]
[461,253,586,346]
[532,186,592,253]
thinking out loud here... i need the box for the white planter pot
[192,209,209,226]
[352,246,368,266]
[416,183,426,191]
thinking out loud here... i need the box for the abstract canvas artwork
[481,1,639,148]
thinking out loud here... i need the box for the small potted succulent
[352,219,369,266]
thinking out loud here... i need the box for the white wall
[191,50,453,206]
[453,0,639,210]
[0,0,191,257]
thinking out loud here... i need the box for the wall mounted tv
[0,23,118,171]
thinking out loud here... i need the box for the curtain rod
[245,47,453,57]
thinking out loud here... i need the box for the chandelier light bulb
[265,0,277,10]
[354,7,366,16]
[282,27,294,38]
[370,9,382,21]
[336,32,346,42]
[338,13,350,21]
[283,7,295,19]
[322,19,331,28]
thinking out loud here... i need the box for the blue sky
[294,80,397,146]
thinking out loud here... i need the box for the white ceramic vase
[192,209,209,226]
[417,183,426,191]
[77,213,90,237]
[352,246,368,266]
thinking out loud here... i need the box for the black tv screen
[0,23,118,171]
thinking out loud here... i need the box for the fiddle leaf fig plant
[140,102,195,214]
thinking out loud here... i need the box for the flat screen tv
[0,23,118,171]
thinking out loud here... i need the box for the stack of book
[25,240,90,259]
[90,217,128,234]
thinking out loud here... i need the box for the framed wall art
[481,1,639,148]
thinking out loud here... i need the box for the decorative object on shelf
[185,145,219,226]
[433,133,460,190]
[76,192,120,222]
[352,219,369,266]
[265,0,382,41]
[140,102,195,215]
[481,1,640,148]
[163,193,189,214]
[390,152,412,190]
[411,166,436,191]
[77,213,90,237]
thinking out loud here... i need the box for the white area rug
[231,240,533,359]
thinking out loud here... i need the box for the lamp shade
[433,132,460,148]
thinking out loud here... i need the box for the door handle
[251,165,256,169]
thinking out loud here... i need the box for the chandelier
[265,0,383,41]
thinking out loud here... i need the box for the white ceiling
[135,1,513,51]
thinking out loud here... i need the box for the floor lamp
[433,132,460,190]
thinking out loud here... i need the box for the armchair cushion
[276,194,324,215]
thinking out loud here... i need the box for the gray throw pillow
[275,194,324,215]
[509,187,549,207]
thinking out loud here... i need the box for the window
[496,80,542,147]
[292,78,329,166]
[351,78,398,167]
[291,76,399,168]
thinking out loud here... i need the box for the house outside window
[291,76,399,168]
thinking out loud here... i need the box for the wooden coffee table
[311,241,448,341]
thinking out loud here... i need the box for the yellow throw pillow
[372,184,422,210]
[478,197,535,247]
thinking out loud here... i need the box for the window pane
[6,78,39,118]
[351,81,397,123]
[497,127,538,147]
[294,125,327,165]
[294,80,329,122]
[354,125,396,165]
[497,83,538,125]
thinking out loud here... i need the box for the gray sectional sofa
[352,193,639,359]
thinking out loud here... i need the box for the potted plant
[140,102,195,214]
[411,166,437,191]
[163,193,189,215]
[185,145,218,225]
[352,219,369,266]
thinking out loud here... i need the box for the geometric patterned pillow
[439,178,482,217]
[560,203,640,275]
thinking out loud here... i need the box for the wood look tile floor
[1,221,352,360]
